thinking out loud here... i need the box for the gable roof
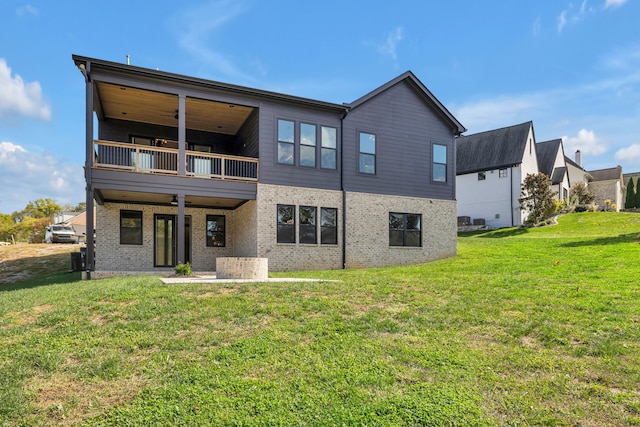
[564,155,583,170]
[551,166,567,185]
[589,166,623,182]
[349,71,466,136]
[536,139,563,177]
[456,121,533,175]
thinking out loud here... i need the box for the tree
[635,177,640,210]
[519,173,556,225]
[626,177,636,209]
[569,182,595,206]
[11,198,62,223]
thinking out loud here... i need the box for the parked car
[45,225,79,244]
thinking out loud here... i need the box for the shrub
[174,262,192,276]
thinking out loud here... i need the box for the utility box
[457,216,471,226]
[473,218,486,226]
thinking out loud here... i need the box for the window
[277,119,295,165]
[432,144,447,182]
[277,204,295,243]
[206,215,225,247]
[299,123,316,167]
[478,172,486,181]
[120,210,142,245]
[499,168,508,178]
[389,213,422,247]
[299,206,317,244]
[321,207,338,244]
[359,132,376,174]
[321,126,337,169]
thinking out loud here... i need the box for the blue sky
[1,0,639,214]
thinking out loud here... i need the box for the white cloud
[614,144,640,164]
[377,27,404,61]
[16,4,38,16]
[557,1,596,33]
[452,94,542,133]
[557,10,568,33]
[0,141,84,214]
[0,59,51,123]
[605,0,627,8]
[174,0,257,82]
[532,15,541,36]
[562,129,607,156]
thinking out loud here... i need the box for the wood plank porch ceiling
[96,82,255,135]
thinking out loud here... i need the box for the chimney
[575,150,582,167]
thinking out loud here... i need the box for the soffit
[96,82,255,135]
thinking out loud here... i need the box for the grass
[1,212,639,426]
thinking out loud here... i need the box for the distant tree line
[0,199,85,243]
[625,177,640,209]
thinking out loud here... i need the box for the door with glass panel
[154,215,191,267]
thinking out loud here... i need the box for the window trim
[321,126,337,170]
[299,122,317,168]
[120,210,143,245]
[206,214,226,247]
[277,204,296,244]
[277,118,295,166]
[358,131,377,175]
[320,207,338,245]
[389,212,422,247]
[432,143,448,183]
[499,168,508,178]
[299,205,317,244]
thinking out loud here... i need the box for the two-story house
[456,121,538,228]
[536,138,570,201]
[73,55,465,278]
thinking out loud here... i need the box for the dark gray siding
[342,80,455,200]
[235,109,259,157]
[100,119,244,155]
[258,101,343,191]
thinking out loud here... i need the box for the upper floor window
[478,172,486,181]
[120,210,142,245]
[432,144,447,182]
[499,168,508,178]
[389,212,422,247]
[321,126,337,169]
[300,123,316,167]
[277,204,295,243]
[277,119,295,165]
[206,215,225,247]
[359,132,376,174]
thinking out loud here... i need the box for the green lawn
[1,212,639,426]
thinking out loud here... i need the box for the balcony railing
[93,140,258,181]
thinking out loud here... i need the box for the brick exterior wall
[345,192,457,269]
[233,200,258,257]
[95,188,457,275]
[256,183,344,272]
[96,203,234,273]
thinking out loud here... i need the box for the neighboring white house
[537,139,570,201]
[564,150,591,189]
[456,121,538,228]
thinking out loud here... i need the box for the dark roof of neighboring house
[536,139,562,177]
[589,166,623,182]
[349,71,466,135]
[551,166,567,185]
[564,156,583,170]
[456,121,533,175]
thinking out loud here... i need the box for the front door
[154,215,191,267]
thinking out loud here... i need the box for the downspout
[79,61,94,279]
[340,109,349,269]
[510,166,514,227]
